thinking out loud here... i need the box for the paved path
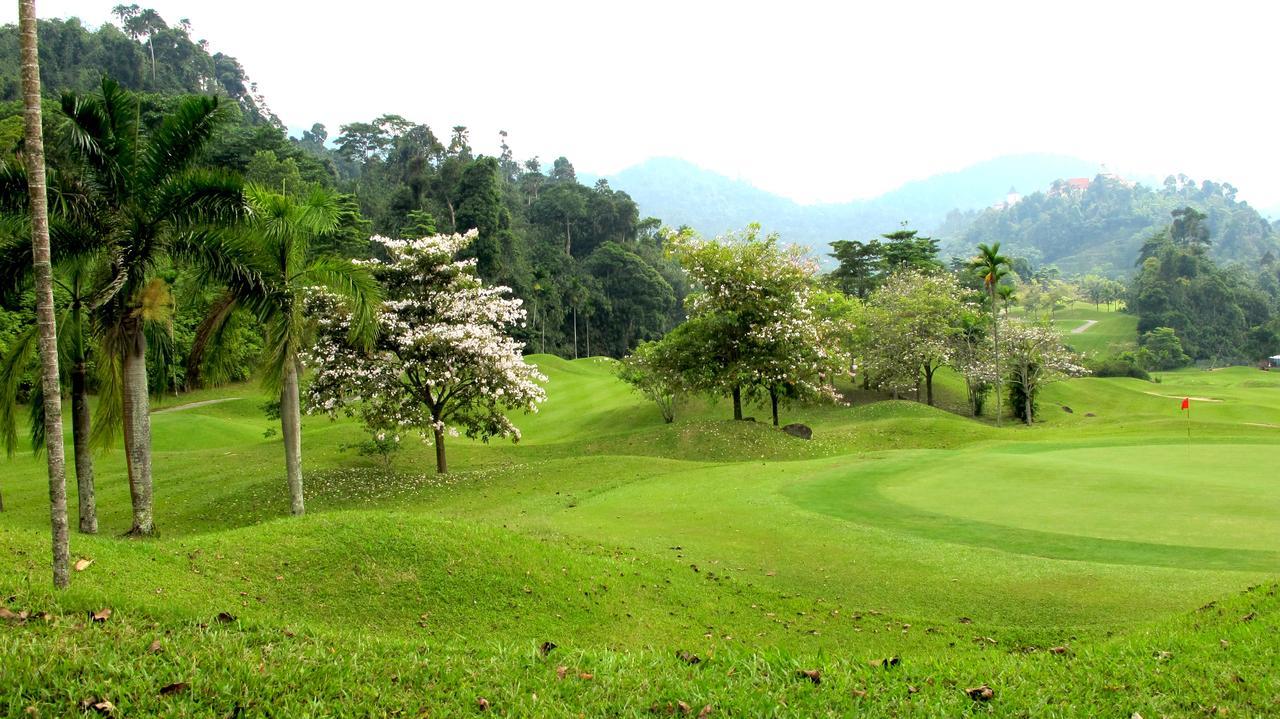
[1071,319,1099,334]
[152,397,241,414]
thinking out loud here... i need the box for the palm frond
[27,380,45,457]
[90,325,124,452]
[169,227,275,319]
[0,324,38,457]
[152,167,246,228]
[300,256,382,349]
[257,311,299,397]
[185,290,240,388]
[140,94,228,187]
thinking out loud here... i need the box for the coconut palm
[53,77,257,535]
[189,184,379,516]
[969,242,1011,427]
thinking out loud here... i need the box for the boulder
[782,423,812,440]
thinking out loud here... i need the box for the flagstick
[1186,400,1191,458]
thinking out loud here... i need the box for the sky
[7,0,1280,210]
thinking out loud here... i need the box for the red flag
[1181,397,1190,410]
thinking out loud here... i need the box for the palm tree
[997,284,1017,317]
[189,185,378,516]
[19,0,70,587]
[56,77,253,536]
[0,258,102,534]
[969,242,1011,427]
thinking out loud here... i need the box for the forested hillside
[0,10,685,376]
[950,175,1279,275]
[0,8,274,123]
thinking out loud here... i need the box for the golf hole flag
[1181,397,1190,410]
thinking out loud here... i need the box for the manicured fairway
[1,354,1278,716]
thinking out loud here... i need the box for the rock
[1062,405,1073,413]
[782,423,812,440]
[1085,412,1096,417]
[741,416,756,422]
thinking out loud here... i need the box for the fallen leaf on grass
[476,697,490,711]
[89,608,112,623]
[676,650,701,665]
[958,617,972,624]
[797,669,821,684]
[0,607,20,621]
[74,558,94,572]
[539,641,557,656]
[159,682,189,696]
[215,612,236,624]
[851,689,867,698]
[677,701,691,715]
[1153,650,1173,661]
[965,684,994,701]
[1049,646,1069,655]
[697,706,713,718]
[869,656,900,669]
[555,666,568,680]
[79,699,115,716]
[578,672,594,681]
[147,640,163,654]
[1240,612,1256,622]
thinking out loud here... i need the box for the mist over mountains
[585,154,1102,250]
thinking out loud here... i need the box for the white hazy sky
[7,0,1280,209]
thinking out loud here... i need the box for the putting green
[790,443,1280,572]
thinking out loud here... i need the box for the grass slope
[2,356,1279,716]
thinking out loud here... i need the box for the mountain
[953,175,1279,276]
[587,154,1100,256]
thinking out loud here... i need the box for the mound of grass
[3,357,1280,715]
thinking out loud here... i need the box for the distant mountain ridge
[585,154,1101,255]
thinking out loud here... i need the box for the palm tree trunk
[122,326,155,535]
[433,425,447,474]
[991,285,1002,427]
[20,0,70,588]
[71,361,97,534]
[281,361,305,515]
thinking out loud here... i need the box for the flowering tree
[305,231,546,473]
[663,225,847,423]
[953,315,999,417]
[617,339,682,423]
[1002,321,1088,424]
[863,269,970,405]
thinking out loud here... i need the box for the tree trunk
[433,425,447,474]
[446,199,456,233]
[71,362,97,534]
[572,306,578,359]
[585,314,590,357]
[731,385,742,421]
[21,0,70,588]
[281,361,305,516]
[1024,380,1034,426]
[991,285,1002,427]
[925,365,935,406]
[122,326,155,535]
[564,218,572,256]
[769,386,779,427]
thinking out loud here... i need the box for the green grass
[2,356,1279,716]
